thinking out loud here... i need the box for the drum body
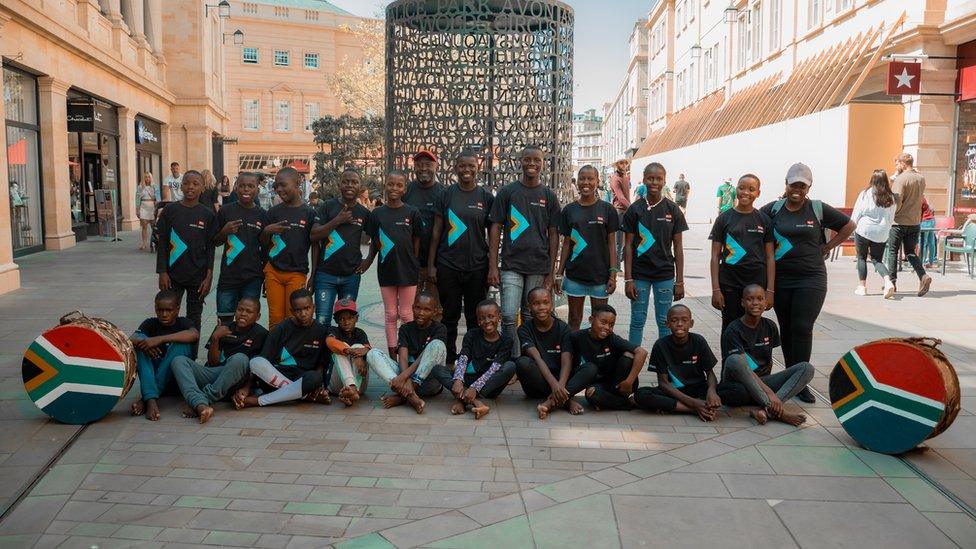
[22,314,136,424]
[829,338,960,454]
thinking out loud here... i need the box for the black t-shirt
[137,316,194,338]
[622,198,688,282]
[518,318,571,375]
[434,184,494,271]
[155,202,217,284]
[459,328,513,375]
[759,200,850,289]
[397,321,447,362]
[199,188,219,212]
[649,333,717,389]
[403,181,445,265]
[721,317,781,378]
[266,203,317,274]
[329,326,371,347]
[488,182,561,275]
[558,200,620,285]
[708,209,774,288]
[367,204,422,286]
[260,318,329,372]
[316,199,370,276]
[206,321,269,361]
[563,329,637,378]
[215,202,269,289]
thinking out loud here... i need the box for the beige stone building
[222,0,367,180]
[602,19,649,166]
[0,0,231,294]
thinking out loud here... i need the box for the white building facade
[602,19,649,166]
[572,109,603,174]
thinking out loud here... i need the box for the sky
[327,0,653,114]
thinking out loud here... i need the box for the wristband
[766,289,775,293]
[675,282,684,286]
[624,279,634,283]
[609,268,621,273]
[712,289,721,293]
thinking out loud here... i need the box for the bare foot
[452,400,466,415]
[181,403,195,418]
[145,399,160,421]
[750,408,769,425]
[776,410,807,426]
[232,389,248,410]
[472,401,490,420]
[339,385,359,407]
[565,399,584,415]
[405,392,426,414]
[537,401,551,420]
[196,404,214,424]
[381,393,405,409]
[304,387,331,405]
[241,395,260,408]
[131,400,145,416]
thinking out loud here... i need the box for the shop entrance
[82,153,101,231]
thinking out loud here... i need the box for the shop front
[66,93,121,240]
[3,66,44,257]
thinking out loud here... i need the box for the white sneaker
[854,285,867,296]
[883,279,895,299]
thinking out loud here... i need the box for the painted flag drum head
[829,338,960,455]
[22,312,136,424]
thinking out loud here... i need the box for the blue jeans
[500,270,547,356]
[135,340,194,400]
[314,271,362,325]
[919,219,937,265]
[216,278,264,318]
[172,353,250,408]
[629,278,674,346]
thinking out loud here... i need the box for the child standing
[214,172,268,324]
[261,167,317,329]
[155,170,216,352]
[325,299,371,407]
[623,162,688,345]
[130,290,200,421]
[432,300,515,419]
[364,170,422,353]
[555,165,619,329]
[708,174,775,332]
[366,292,446,414]
[566,304,648,410]
[172,296,267,423]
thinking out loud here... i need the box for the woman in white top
[851,169,896,298]
[137,172,157,251]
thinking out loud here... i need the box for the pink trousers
[380,285,416,347]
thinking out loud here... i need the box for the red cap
[333,298,358,319]
[413,150,438,163]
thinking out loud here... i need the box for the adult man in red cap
[404,150,445,288]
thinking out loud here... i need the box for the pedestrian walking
[885,153,933,296]
[851,170,896,298]
[920,195,937,268]
[609,157,631,269]
[716,178,736,215]
[673,173,691,214]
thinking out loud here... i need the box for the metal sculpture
[385,0,574,196]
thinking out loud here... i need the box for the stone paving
[0,224,973,548]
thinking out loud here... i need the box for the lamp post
[223,29,244,45]
[206,0,231,18]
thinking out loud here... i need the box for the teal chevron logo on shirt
[669,368,685,389]
[279,347,297,367]
[169,232,188,266]
[379,228,394,262]
[269,234,286,258]
[773,229,792,260]
[509,206,529,242]
[225,234,244,265]
[570,228,587,261]
[637,222,655,256]
[447,209,467,246]
[323,231,345,260]
[746,353,760,371]
[724,234,746,265]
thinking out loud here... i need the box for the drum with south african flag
[829,338,960,454]
[22,312,136,424]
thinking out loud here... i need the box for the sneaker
[918,274,932,297]
[883,279,895,300]
[854,285,867,296]
[796,387,816,403]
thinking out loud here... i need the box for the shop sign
[94,103,118,135]
[67,101,96,132]
[135,119,159,144]
[886,61,921,95]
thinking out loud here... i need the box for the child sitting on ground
[131,290,200,421]
[632,304,743,421]
[366,292,446,414]
[565,304,648,410]
[241,289,331,408]
[719,284,813,426]
[172,296,267,423]
[325,299,371,406]
[431,299,514,419]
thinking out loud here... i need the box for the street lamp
[691,44,702,59]
[664,70,675,82]
[223,29,244,45]
[206,0,231,18]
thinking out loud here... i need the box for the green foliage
[312,114,384,199]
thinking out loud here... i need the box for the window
[703,48,713,93]
[243,99,260,130]
[676,71,685,108]
[242,47,258,64]
[836,0,852,11]
[274,50,289,66]
[274,100,291,131]
[303,102,319,131]
[751,2,763,61]
[769,0,781,51]
[736,13,750,70]
[676,3,684,31]
[809,0,822,28]
[304,53,319,69]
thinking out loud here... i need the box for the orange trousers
[264,264,307,329]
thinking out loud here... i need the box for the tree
[312,114,384,199]
[328,19,384,117]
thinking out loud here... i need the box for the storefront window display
[3,66,44,255]
[66,93,120,238]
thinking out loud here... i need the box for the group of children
[131,149,839,424]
